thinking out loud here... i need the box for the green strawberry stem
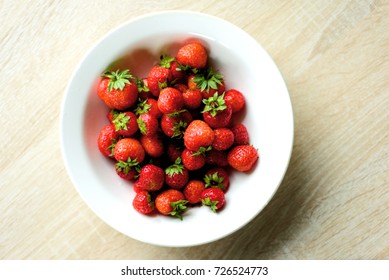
[102,69,133,92]
[193,67,223,92]
[165,157,184,176]
[201,92,227,117]
[204,172,224,190]
[202,197,219,213]
[112,112,130,131]
[169,200,188,220]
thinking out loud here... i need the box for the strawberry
[183,120,215,152]
[190,68,225,99]
[132,190,155,214]
[204,167,230,192]
[227,145,259,172]
[202,93,232,128]
[165,157,189,189]
[110,111,138,137]
[140,133,164,158]
[181,148,206,171]
[205,149,229,167]
[167,143,183,162]
[97,69,138,110]
[137,78,153,100]
[97,124,120,158]
[212,128,234,151]
[176,42,208,69]
[231,123,249,145]
[137,113,159,136]
[157,87,184,114]
[115,161,139,181]
[159,54,185,82]
[155,189,188,219]
[224,89,245,113]
[137,164,165,192]
[114,138,145,164]
[147,65,172,97]
[201,187,225,212]
[183,180,206,204]
[160,111,192,138]
[174,83,188,93]
[134,98,162,119]
[182,88,203,110]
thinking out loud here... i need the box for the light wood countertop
[1,0,388,259]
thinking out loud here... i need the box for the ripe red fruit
[147,65,172,97]
[224,89,245,113]
[176,42,208,69]
[183,180,206,204]
[115,162,139,181]
[204,167,230,192]
[227,145,259,172]
[182,88,203,110]
[212,128,234,151]
[167,143,183,163]
[137,113,159,136]
[160,111,192,138]
[97,124,120,158]
[110,111,138,137]
[155,189,188,219]
[97,69,138,110]
[159,54,185,82]
[231,123,250,145]
[134,98,162,119]
[140,133,164,158]
[201,187,225,212]
[205,149,229,167]
[189,68,225,99]
[202,93,232,128]
[132,190,155,214]
[183,120,215,152]
[137,164,165,192]
[165,157,189,190]
[114,138,145,164]
[157,87,184,114]
[181,148,206,171]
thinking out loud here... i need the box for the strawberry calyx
[159,54,175,69]
[201,197,219,213]
[204,172,224,190]
[171,120,188,138]
[193,67,223,93]
[202,92,227,117]
[112,112,131,131]
[134,98,151,116]
[106,138,119,157]
[115,157,140,175]
[102,69,133,92]
[169,199,188,220]
[165,157,184,176]
[192,146,212,157]
[137,118,147,135]
[136,79,150,93]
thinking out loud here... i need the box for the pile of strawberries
[97,41,258,219]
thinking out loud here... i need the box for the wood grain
[0,0,388,259]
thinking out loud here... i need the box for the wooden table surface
[1,0,388,260]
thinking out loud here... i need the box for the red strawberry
[114,138,145,164]
[159,54,185,82]
[167,143,183,162]
[132,190,155,214]
[174,83,188,93]
[97,69,138,110]
[204,167,230,192]
[182,88,203,110]
[202,93,232,128]
[224,89,245,113]
[201,187,225,212]
[183,180,206,204]
[189,68,225,99]
[176,42,208,69]
[157,87,184,114]
[165,157,189,190]
[140,133,164,158]
[155,189,188,219]
[97,124,120,158]
[137,164,165,192]
[231,123,249,145]
[205,149,229,167]
[110,111,138,137]
[137,78,153,100]
[134,98,162,119]
[160,111,192,138]
[181,148,206,171]
[227,145,259,172]
[137,113,159,136]
[183,120,214,152]
[147,65,172,97]
[212,128,234,151]
[115,161,139,181]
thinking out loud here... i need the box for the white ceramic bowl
[60,11,293,247]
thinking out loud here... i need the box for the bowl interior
[61,11,293,247]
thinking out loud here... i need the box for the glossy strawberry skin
[97,124,119,158]
[205,149,229,167]
[157,87,184,114]
[155,189,186,216]
[97,78,138,110]
[165,168,189,190]
[132,190,155,214]
[224,89,245,113]
[181,148,206,170]
[183,88,203,110]
[201,187,226,211]
[147,65,172,97]
[204,167,230,192]
[231,123,250,145]
[183,180,206,204]
[203,105,232,128]
[227,145,259,172]
[160,111,192,138]
[114,138,145,163]
[212,128,234,151]
[137,113,159,136]
[137,164,165,192]
[176,42,208,69]
[183,120,215,152]
[111,111,138,137]
[140,133,164,158]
